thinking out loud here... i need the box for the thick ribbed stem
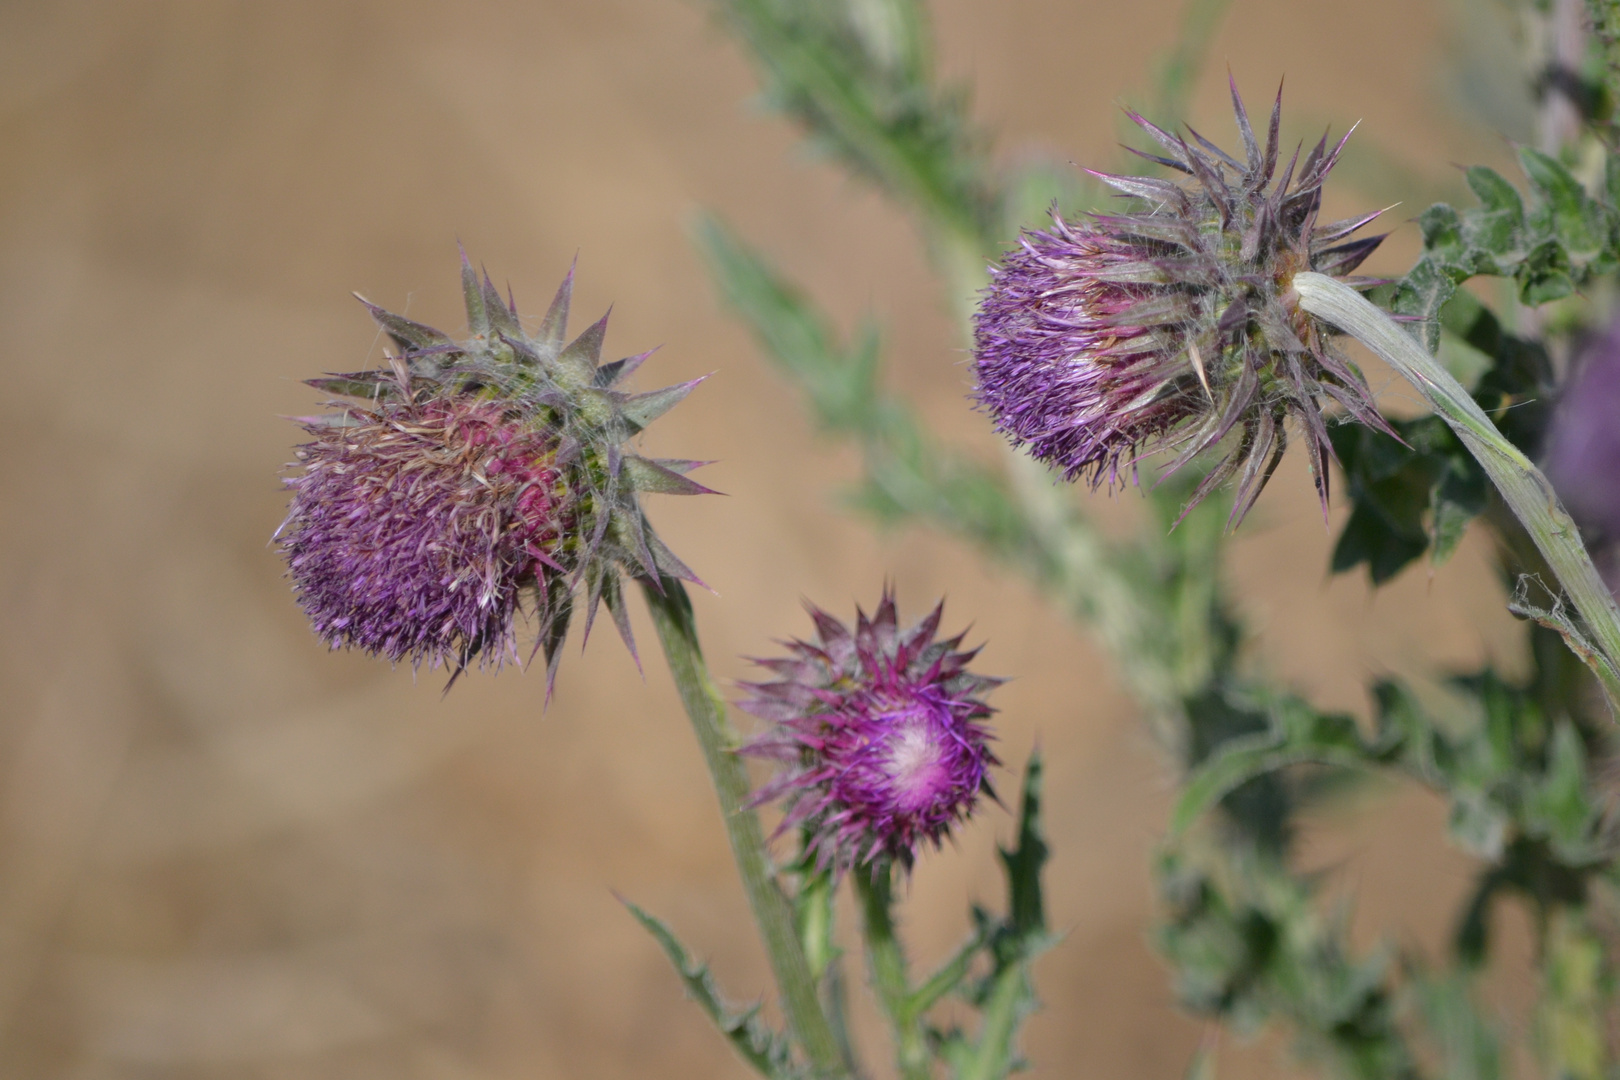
[641,578,847,1077]
[1292,272,1620,699]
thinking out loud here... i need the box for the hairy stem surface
[641,577,847,1077]
[855,870,931,1080]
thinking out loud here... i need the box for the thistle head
[974,77,1395,525]
[277,254,711,690]
[1546,317,1620,544]
[739,589,1000,874]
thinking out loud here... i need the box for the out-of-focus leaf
[1409,972,1504,1080]
[1171,696,1393,837]
[1519,147,1610,262]
[696,212,1042,571]
[623,900,801,1079]
[711,0,1000,250]
[948,752,1052,1080]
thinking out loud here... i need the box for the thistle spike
[459,245,488,336]
[621,376,708,430]
[559,309,611,381]
[1228,72,1260,175]
[538,255,576,349]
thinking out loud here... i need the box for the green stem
[640,577,847,1078]
[959,962,1030,1080]
[1292,272,1620,700]
[855,869,931,1080]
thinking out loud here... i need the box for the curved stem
[1292,272,1620,697]
[640,578,848,1077]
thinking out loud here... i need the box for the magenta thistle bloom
[739,589,1001,872]
[975,78,1396,524]
[278,255,712,687]
[1546,317,1620,544]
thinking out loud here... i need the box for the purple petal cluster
[739,590,1000,872]
[974,78,1395,524]
[280,395,569,672]
[976,221,1202,491]
[1545,318,1620,545]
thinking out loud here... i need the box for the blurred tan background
[0,1,1547,1077]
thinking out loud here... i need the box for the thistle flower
[738,589,1000,873]
[1546,317,1620,546]
[277,255,711,687]
[974,78,1395,524]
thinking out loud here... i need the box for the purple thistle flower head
[975,78,1396,525]
[278,254,713,689]
[1546,317,1620,545]
[738,589,1001,874]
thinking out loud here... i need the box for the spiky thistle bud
[277,255,710,688]
[738,589,1000,873]
[974,78,1395,524]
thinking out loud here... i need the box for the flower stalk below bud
[640,577,848,1078]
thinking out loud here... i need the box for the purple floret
[975,220,1199,489]
[278,395,569,673]
[739,589,1000,873]
[1546,319,1620,545]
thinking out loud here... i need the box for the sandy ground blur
[0,1,1548,1077]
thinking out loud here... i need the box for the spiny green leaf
[942,751,1054,1080]
[1170,733,1370,837]
[1390,255,1460,352]
[1516,236,1576,304]
[1429,458,1489,566]
[1419,204,1465,261]
[698,212,1038,569]
[999,751,1048,942]
[710,0,999,250]
[1524,723,1596,860]
[1461,166,1525,259]
[622,899,801,1079]
[696,215,845,410]
[906,931,982,1018]
[1170,696,1395,836]
[1331,503,1430,584]
[1519,146,1609,261]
